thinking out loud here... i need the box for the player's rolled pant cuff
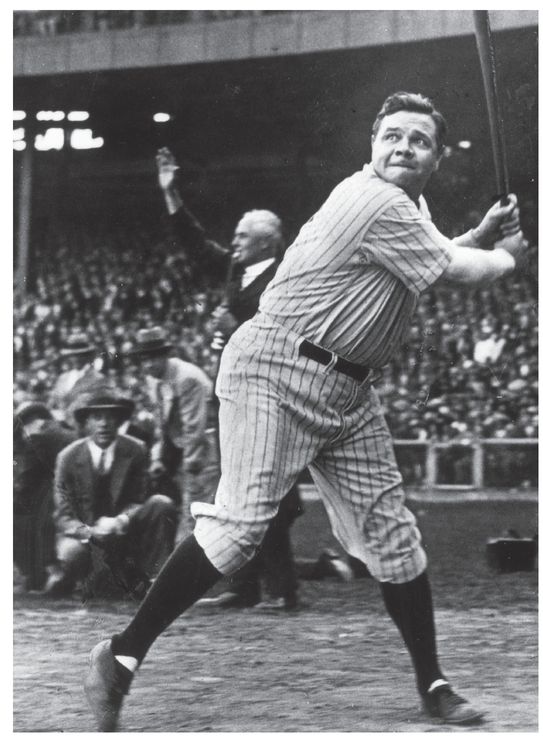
[192,503,266,575]
[366,543,427,584]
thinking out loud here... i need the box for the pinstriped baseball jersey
[193,163,453,584]
[259,164,451,367]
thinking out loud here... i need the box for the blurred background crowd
[14,215,538,443]
[13,10,286,37]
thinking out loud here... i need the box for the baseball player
[85,91,527,730]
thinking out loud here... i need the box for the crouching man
[49,387,177,597]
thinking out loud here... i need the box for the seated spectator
[14,402,77,591]
[47,387,176,597]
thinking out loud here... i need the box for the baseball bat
[473,10,510,205]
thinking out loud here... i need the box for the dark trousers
[14,510,56,591]
[227,486,302,605]
[57,495,177,590]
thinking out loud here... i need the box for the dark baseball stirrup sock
[111,534,222,664]
[380,571,445,695]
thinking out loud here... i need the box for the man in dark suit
[13,402,76,591]
[156,148,302,610]
[49,388,177,597]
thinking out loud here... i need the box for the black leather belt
[299,340,370,383]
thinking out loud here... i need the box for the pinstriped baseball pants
[192,313,427,584]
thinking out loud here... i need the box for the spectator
[14,402,76,591]
[126,327,213,541]
[49,332,105,424]
[47,387,176,597]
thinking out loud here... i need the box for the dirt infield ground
[13,498,537,732]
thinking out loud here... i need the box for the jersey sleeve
[362,196,452,295]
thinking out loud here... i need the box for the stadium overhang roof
[14,10,537,78]
[13,25,537,183]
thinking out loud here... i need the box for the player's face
[371,110,441,200]
[140,354,167,379]
[85,409,120,448]
[231,219,266,266]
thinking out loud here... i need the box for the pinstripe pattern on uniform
[192,162,456,585]
[193,314,426,583]
[363,198,451,294]
[259,164,451,367]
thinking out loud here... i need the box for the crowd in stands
[14,217,538,447]
[13,10,285,37]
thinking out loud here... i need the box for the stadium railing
[205,431,538,498]
[394,438,538,493]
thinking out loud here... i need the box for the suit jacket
[145,357,213,469]
[227,261,279,324]
[167,206,229,282]
[14,422,76,516]
[168,206,279,323]
[54,434,148,540]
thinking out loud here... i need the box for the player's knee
[361,515,427,583]
[363,541,427,583]
[193,516,269,575]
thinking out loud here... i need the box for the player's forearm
[442,244,515,285]
[452,230,482,249]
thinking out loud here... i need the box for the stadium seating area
[13,217,538,441]
[13,10,284,37]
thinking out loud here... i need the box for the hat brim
[60,347,95,356]
[126,344,172,357]
[15,402,53,425]
[73,401,134,424]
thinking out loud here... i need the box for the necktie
[97,449,107,476]
[93,448,112,519]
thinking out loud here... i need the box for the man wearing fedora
[128,327,213,541]
[48,387,176,597]
[50,332,104,424]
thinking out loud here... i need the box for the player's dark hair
[372,92,447,153]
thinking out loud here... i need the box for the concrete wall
[14,10,538,77]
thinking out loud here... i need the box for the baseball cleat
[84,639,133,732]
[253,595,300,611]
[196,591,258,608]
[422,684,484,724]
